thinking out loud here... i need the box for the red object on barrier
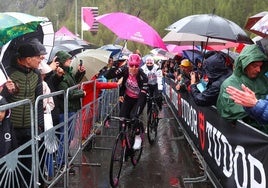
[81,80,118,139]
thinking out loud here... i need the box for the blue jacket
[245,96,268,125]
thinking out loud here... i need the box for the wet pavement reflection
[57,103,214,188]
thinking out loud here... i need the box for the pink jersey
[125,74,140,98]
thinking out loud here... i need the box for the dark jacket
[190,52,232,106]
[56,66,85,113]
[0,96,17,158]
[104,65,148,117]
[2,62,44,130]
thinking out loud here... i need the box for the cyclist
[105,54,148,150]
[141,56,163,111]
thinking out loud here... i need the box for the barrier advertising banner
[164,78,268,188]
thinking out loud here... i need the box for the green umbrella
[0,12,47,46]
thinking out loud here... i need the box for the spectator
[54,50,86,174]
[141,55,163,110]
[189,51,232,106]
[46,56,65,125]
[216,44,268,127]
[0,95,17,158]
[175,59,192,92]
[1,38,46,187]
[226,84,268,133]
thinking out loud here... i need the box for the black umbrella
[166,14,253,44]
[48,43,84,62]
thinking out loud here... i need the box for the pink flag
[82,7,94,31]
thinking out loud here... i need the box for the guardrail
[0,79,119,188]
[164,77,268,188]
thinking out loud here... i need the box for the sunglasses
[129,64,139,68]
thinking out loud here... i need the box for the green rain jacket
[216,44,268,125]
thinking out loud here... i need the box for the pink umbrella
[55,26,77,38]
[95,12,167,50]
[205,41,240,51]
[166,44,198,55]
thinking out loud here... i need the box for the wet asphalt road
[58,102,214,188]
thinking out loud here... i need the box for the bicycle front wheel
[109,132,125,188]
[147,108,158,145]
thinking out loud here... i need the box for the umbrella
[95,12,167,49]
[166,44,198,55]
[163,30,228,46]
[48,43,84,62]
[54,35,90,49]
[150,48,175,59]
[166,14,253,44]
[244,11,268,32]
[0,21,54,71]
[99,44,132,57]
[205,41,240,51]
[182,50,203,65]
[71,49,112,80]
[250,14,268,37]
[0,12,48,47]
[55,26,78,38]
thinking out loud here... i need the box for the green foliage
[1,0,268,54]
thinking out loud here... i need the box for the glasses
[129,64,139,68]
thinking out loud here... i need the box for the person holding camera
[189,51,232,106]
[54,50,86,174]
[175,59,193,92]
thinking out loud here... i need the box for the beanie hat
[128,54,141,66]
[55,51,72,65]
[180,59,192,67]
[146,56,154,64]
[18,38,47,58]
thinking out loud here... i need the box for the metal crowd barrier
[0,79,119,188]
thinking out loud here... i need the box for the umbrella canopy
[163,30,228,46]
[244,11,268,32]
[48,43,84,62]
[250,14,268,38]
[55,26,77,38]
[205,41,240,51]
[0,12,48,47]
[0,21,54,71]
[150,48,175,59]
[166,44,198,55]
[95,12,167,49]
[166,14,253,44]
[99,44,132,57]
[71,49,112,80]
[54,35,90,49]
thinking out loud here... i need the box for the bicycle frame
[108,116,143,188]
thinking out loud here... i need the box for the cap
[128,54,141,66]
[55,51,72,65]
[18,38,47,58]
[180,59,192,67]
[39,61,52,74]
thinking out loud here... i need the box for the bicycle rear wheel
[109,133,125,188]
[147,108,158,145]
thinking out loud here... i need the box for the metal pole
[75,0,78,36]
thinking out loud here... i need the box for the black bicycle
[105,116,144,188]
[147,96,160,145]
